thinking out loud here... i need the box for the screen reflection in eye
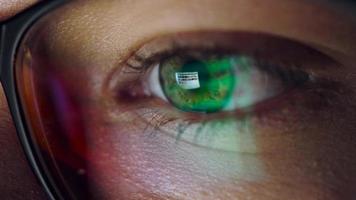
[109,31,337,152]
[150,53,309,113]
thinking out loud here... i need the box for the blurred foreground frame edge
[0,1,70,200]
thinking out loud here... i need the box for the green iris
[160,56,237,113]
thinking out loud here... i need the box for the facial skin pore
[2,0,356,200]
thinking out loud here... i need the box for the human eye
[110,32,338,152]
[148,43,308,113]
[15,0,356,199]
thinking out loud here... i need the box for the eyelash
[124,48,313,104]
[118,54,306,137]
[123,49,313,100]
[110,32,341,142]
[133,78,342,143]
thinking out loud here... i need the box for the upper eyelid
[106,31,343,97]
[124,31,340,72]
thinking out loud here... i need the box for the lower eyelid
[129,75,346,144]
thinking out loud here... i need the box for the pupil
[160,56,236,113]
[180,59,211,91]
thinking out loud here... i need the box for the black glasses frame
[0,1,69,199]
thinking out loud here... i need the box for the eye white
[145,63,167,101]
[223,57,283,111]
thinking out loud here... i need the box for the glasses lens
[16,3,91,199]
[14,1,356,199]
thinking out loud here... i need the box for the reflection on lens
[160,56,236,113]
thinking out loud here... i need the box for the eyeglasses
[0,1,79,199]
[1,1,356,200]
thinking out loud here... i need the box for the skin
[2,0,356,199]
[0,0,37,20]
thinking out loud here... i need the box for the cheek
[80,92,356,200]
[84,110,264,199]
[255,94,356,199]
